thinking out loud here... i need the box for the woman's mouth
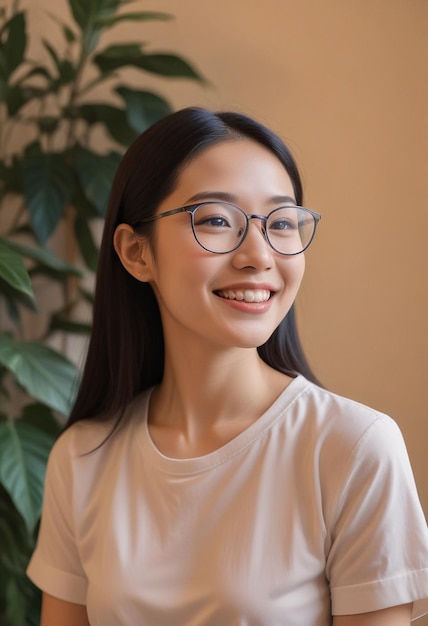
[215,289,272,303]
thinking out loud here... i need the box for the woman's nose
[231,220,273,270]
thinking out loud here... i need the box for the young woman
[28,108,428,625]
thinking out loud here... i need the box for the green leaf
[20,403,61,439]
[18,64,52,83]
[57,59,75,85]
[0,278,37,323]
[0,154,22,194]
[0,13,26,79]
[94,45,203,81]
[3,84,27,116]
[0,241,35,301]
[0,286,22,326]
[23,153,76,243]
[74,214,99,271]
[0,335,78,415]
[0,238,82,278]
[49,314,92,336]
[72,183,99,219]
[69,0,120,31]
[94,11,172,27]
[74,147,121,216]
[73,103,137,145]
[0,486,32,574]
[79,286,94,305]
[36,116,60,135]
[63,24,77,43]
[133,53,203,80]
[42,41,76,87]
[43,39,61,70]
[92,43,146,73]
[0,418,54,532]
[116,87,172,133]
[5,576,26,626]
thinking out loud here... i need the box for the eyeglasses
[137,202,321,255]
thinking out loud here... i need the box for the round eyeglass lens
[192,203,247,253]
[266,206,315,254]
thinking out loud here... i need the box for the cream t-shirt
[27,375,428,625]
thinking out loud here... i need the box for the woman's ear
[113,224,154,282]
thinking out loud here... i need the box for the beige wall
[28,0,427,616]
[132,0,428,509]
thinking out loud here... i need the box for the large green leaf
[0,486,41,626]
[0,335,78,415]
[94,11,172,27]
[20,403,61,440]
[0,418,54,533]
[132,53,203,80]
[0,242,34,301]
[74,147,121,216]
[94,44,202,81]
[72,103,137,146]
[0,13,26,79]
[0,486,32,574]
[116,87,172,133]
[69,0,121,39]
[22,153,76,243]
[0,238,82,277]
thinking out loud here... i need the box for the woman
[28,108,428,625]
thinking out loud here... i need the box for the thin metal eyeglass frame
[136,202,321,256]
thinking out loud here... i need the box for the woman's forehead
[170,139,295,204]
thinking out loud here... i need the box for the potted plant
[0,1,203,623]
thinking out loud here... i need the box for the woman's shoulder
[51,387,153,460]
[290,376,402,453]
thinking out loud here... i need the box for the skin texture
[41,594,89,626]
[41,140,413,624]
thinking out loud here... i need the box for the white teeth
[218,289,271,303]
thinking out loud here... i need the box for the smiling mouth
[215,289,273,303]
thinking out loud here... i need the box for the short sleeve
[27,429,88,604]
[326,415,428,620]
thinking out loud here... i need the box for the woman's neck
[147,343,292,459]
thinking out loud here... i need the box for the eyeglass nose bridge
[239,213,270,245]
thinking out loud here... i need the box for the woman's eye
[269,219,296,231]
[197,215,231,228]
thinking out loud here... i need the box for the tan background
[26,0,427,619]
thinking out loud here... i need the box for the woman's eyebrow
[269,195,296,205]
[186,191,238,203]
[186,192,296,205]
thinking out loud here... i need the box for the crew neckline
[136,375,310,475]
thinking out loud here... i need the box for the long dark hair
[66,107,319,429]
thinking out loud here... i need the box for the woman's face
[140,138,306,352]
